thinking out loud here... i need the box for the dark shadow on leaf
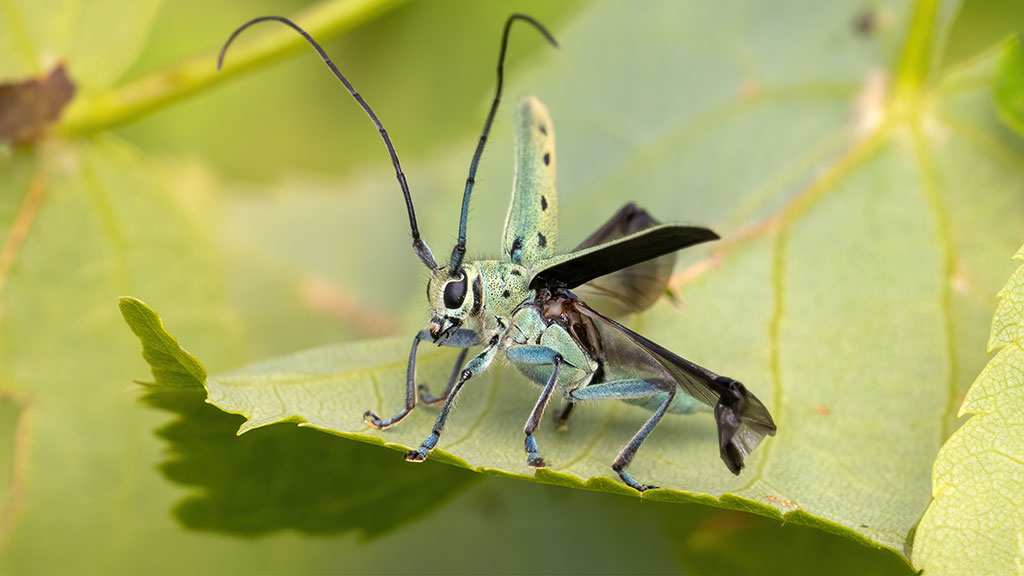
[142,387,477,537]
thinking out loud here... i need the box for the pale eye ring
[443,272,468,309]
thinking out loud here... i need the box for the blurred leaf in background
[2,0,1023,575]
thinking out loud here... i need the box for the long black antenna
[218,16,438,271]
[448,14,558,274]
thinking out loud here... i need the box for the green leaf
[57,0,408,135]
[125,324,477,537]
[0,0,162,89]
[120,296,207,389]
[912,244,1024,575]
[995,36,1024,134]
[0,137,241,572]
[119,0,1024,563]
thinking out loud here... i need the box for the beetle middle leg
[505,343,589,469]
[569,378,673,492]
[523,354,563,468]
[419,348,469,406]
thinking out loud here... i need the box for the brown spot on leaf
[815,404,831,415]
[762,494,797,508]
[852,9,876,36]
[0,64,76,145]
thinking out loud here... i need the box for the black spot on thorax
[470,273,483,316]
[541,196,547,210]
[510,237,524,263]
[543,152,550,166]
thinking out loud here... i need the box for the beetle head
[426,266,480,343]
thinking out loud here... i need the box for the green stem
[56,0,406,136]
[894,0,939,97]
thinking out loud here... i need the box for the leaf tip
[119,295,208,389]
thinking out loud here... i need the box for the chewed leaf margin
[120,295,901,555]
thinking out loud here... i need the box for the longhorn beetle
[219,14,777,492]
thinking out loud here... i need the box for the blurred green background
[2,0,1023,574]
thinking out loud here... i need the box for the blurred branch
[55,0,406,136]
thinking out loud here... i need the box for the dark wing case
[573,298,777,474]
[530,224,718,291]
[571,203,677,317]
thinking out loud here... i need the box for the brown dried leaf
[0,65,75,145]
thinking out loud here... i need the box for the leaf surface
[912,243,1024,575]
[0,0,162,89]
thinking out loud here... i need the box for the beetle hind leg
[569,378,672,492]
[611,386,674,492]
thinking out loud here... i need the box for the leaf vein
[911,124,960,442]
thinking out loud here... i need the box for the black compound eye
[443,272,468,309]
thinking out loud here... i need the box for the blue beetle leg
[612,387,674,492]
[553,400,575,431]
[364,329,430,429]
[523,355,562,468]
[419,347,469,406]
[568,379,662,402]
[405,339,498,462]
[569,378,668,492]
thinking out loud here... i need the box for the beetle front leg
[405,337,499,462]
[363,329,430,429]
